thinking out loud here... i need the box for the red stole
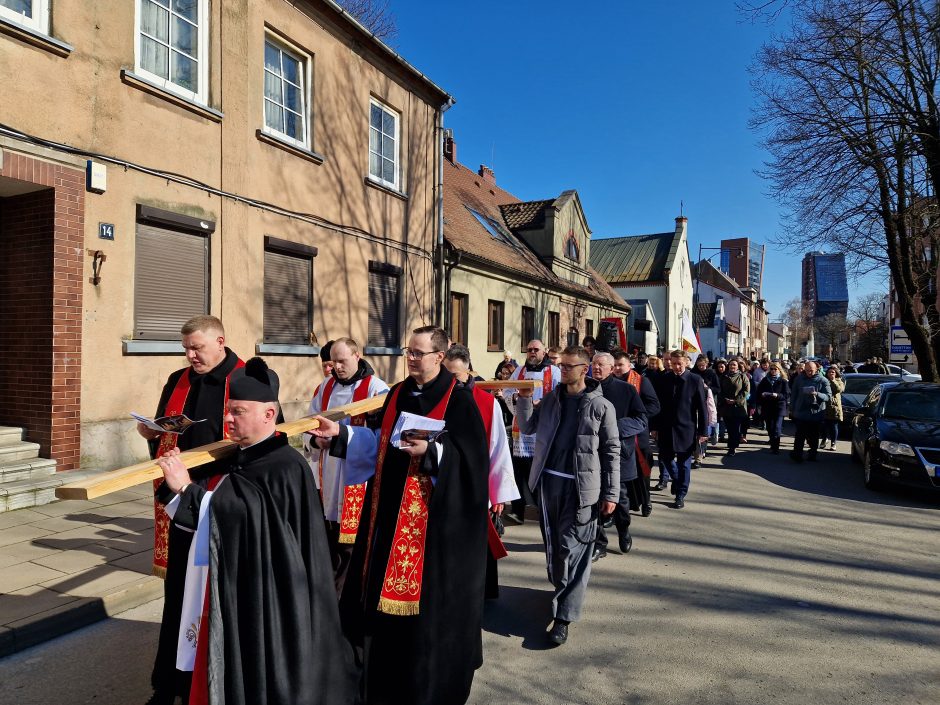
[152,359,244,577]
[367,378,456,616]
[320,375,372,544]
[470,385,508,561]
[626,370,652,478]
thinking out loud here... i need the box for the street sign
[890,325,913,354]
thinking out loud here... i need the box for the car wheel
[863,451,884,491]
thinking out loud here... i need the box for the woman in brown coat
[823,365,845,450]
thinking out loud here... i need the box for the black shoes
[653,479,668,491]
[602,516,614,528]
[673,496,686,509]
[691,459,701,468]
[548,619,569,645]
[725,449,736,457]
[591,546,607,562]
[502,512,523,525]
[619,532,633,553]
[641,503,653,517]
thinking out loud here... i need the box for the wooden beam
[55,394,387,501]
[474,380,540,391]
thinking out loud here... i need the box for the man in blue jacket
[515,345,620,646]
[789,361,832,462]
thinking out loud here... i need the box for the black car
[838,374,899,438]
[851,381,940,492]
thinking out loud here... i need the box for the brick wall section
[0,152,84,470]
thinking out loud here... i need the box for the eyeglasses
[403,348,439,360]
[526,348,542,353]
[558,363,586,371]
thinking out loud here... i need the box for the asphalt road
[2,428,938,705]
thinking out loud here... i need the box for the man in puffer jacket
[789,361,832,463]
[515,345,620,647]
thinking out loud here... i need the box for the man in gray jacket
[515,345,620,646]
[789,361,832,463]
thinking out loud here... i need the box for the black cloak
[336,369,490,705]
[203,433,357,705]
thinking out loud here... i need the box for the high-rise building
[719,237,765,295]
[802,252,849,319]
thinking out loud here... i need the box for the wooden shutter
[134,224,208,340]
[368,270,400,348]
[264,249,312,344]
[487,300,503,351]
[548,312,560,348]
[451,293,468,345]
[521,306,535,351]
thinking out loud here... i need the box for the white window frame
[368,97,401,191]
[134,0,210,104]
[262,33,312,150]
[0,0,50,34]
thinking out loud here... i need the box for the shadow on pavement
[482,585,555,651]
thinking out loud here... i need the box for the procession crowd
[138,315,847,705]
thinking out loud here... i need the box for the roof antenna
[680,200,684,217]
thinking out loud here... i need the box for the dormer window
[564,230,580,262]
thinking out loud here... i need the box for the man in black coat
[613,350,661,511]
[155,358,356,705]
[691,355,721,402]
[651,350,708,509]
[592,353,647,560]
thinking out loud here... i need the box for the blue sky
[384,0,885,317]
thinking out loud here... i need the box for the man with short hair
[507,339,561,524]
[546,346,562,366]
[651,350,708,509]
[155,358,356,705]
[515,345,619,645]
[140,314,245,705]
[590,353,647,560]
[444,344,519,599]
[581,336,596,359]
[789,361,832,463]
[304,337,389,594]
[312,327,490,704]
[612,349,660,516]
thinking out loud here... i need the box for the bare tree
[335,0,398,43]
[779,297,811,355]
[751,0,940,381]
[849,291,887,359]
[815,313,850,358]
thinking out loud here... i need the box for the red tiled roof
[443,160,627,308]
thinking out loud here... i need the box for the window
[521,306,536,352]
[548,312,560,348]
[487,300,504,352]
[136,0,208,102]
[369,98,399,189]
[564,231,579,261]
[134,205,212,340]
[467,207,517,248]
[263,237,316,344]
[0,0,49,34]
[586,319,594,339]
[450,292,468,346]
[368,262,401,349]
[263,37,309,148]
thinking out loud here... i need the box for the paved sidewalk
[0,482,161,657]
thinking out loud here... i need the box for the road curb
[0,575,163,658]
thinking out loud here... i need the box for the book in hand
[131,412,206,435]
[391,411,446,448]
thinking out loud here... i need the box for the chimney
[443,131,456,163]
[675,215,687,237]
[478,164,496,184]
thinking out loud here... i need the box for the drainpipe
[434,97,456,327]
[443,246,462,333]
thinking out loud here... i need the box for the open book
[130,412,206,435]
[390,411,446,448]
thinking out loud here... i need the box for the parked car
[838,374,898,437]
[850,381,940,492]
[851,362,922,381]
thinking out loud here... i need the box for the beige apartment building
[441,143,629,373]
[0,0,451,478]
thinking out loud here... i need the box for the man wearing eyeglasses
[515,345,620,646]
[507,339,561,524]
[310,326,490,705]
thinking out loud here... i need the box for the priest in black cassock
[155,358,356,705]
[311,326,490,705]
